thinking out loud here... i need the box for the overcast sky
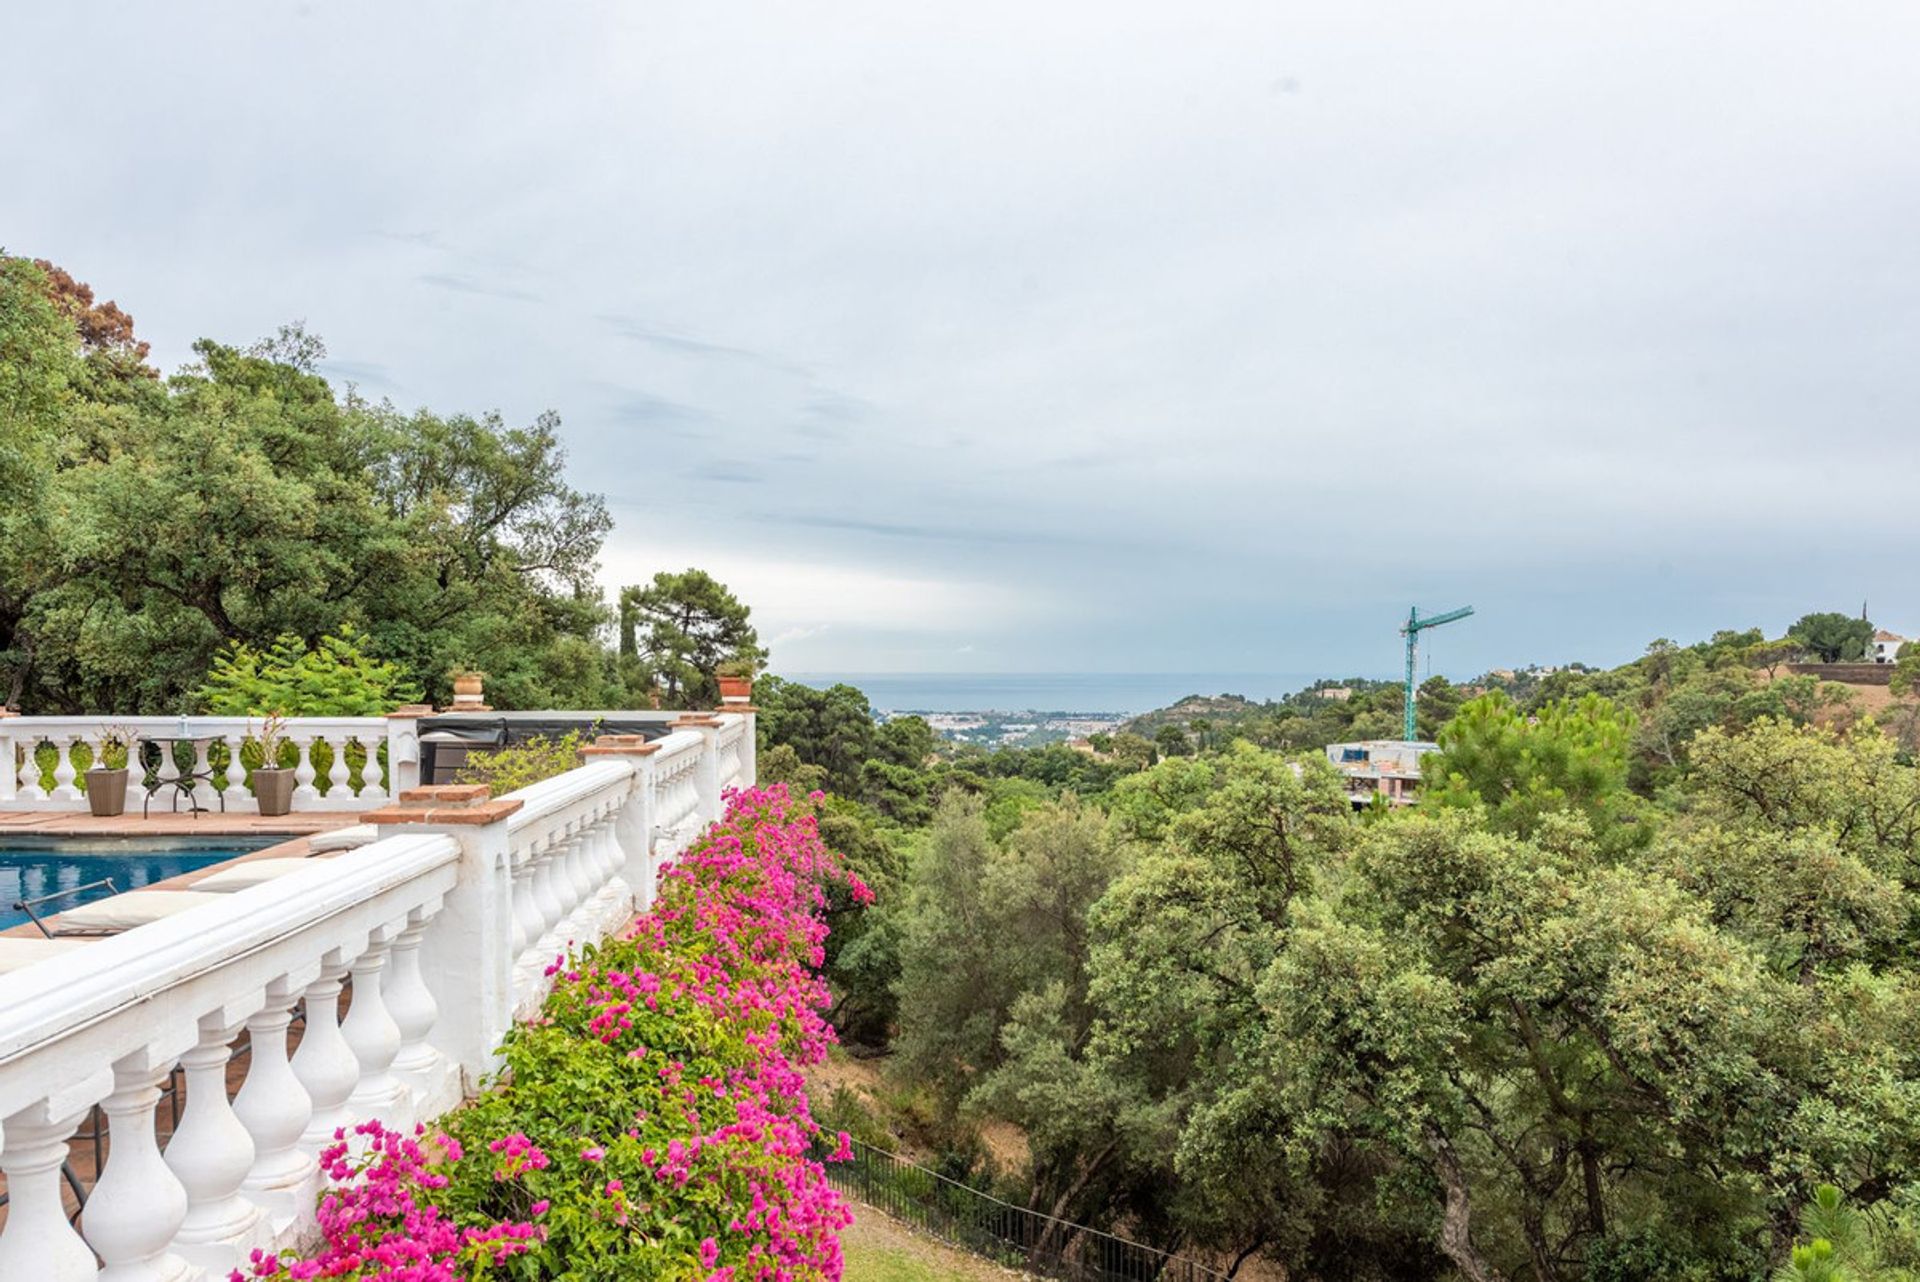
[7,2,1917,679]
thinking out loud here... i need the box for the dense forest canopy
[752,626,1920,1282]
[0,257,761,714]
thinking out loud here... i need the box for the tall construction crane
[1400,604,1474,741]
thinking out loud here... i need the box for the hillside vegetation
[753,623,1920,1282]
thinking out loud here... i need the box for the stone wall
[1786,662,1894,686]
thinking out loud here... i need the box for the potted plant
[716,656,758,705]
[251,711,296,817]
[86,725,137,818]
[448,665,490,710]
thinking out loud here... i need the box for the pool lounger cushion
[53,890,229,934]
[0,936,93,974]
[307,824,378,853]
[192,857,325,892]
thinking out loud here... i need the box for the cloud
[794,389,870,440]
[17,1,1920,676]
[416,273,541,303]
[760,513,1080,547]
[373,229,439,247]
[607,390,709,431]
[318,358,399,390]
[596,314,800,373]
[686,460,765,484]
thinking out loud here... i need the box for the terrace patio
[0,705,757,1280]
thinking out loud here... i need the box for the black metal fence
[821,1138,1228,1282]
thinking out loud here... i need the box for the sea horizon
[773,671,1400,716]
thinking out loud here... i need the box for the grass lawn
[841,1204,1020,1282]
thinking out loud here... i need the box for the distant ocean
[775,672,1379,716]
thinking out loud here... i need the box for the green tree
[1891,644,1920,699]
[892,792,1025,1110]
[1154,723,1192,758]
[0,256,79,707]
[195,623,423,716]
[1416,674,1465,739]
[1425,691,1646,847]
[617,569,763,707]
[0,276,621,714]
[754,677,877,795]
[1789,612,1875,664]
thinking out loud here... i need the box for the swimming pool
[0,835,284,931]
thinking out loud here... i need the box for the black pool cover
[416,712,677,784]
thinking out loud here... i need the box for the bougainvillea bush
[240,784,868,1282]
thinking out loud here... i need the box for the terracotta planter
[253,767,296,817]
[717,675,753,703]
[452,675,484,698]
[86,767,129,818]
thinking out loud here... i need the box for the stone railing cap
[670,714,724,727]
[365,784,523,825]
[400,784,491,803]
[386,703,435,718]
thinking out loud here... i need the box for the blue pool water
[0,836,282,931]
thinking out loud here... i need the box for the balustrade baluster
[597,812,626,887]
[342,931,407,1123]
[293,960,358,1150]
[0,1100,99,1280]
[552,832,587,940]
[155,738,182,806]
[358,735,387,801]
[326,733,352,799]
[560,821,594,912]
[291,735,319,804]
[386,908,443,1101]
[166,1013,262,1268]
[191,738,218,811]
[17,733,46,800]
[223,732,251,808]
[581,812,609,888]
[510,852,541,961]
[234,980,312,1219]
[87,1053,191,1282]
[50,734,82,801]
[530,838,567,957]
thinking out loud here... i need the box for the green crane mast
[1401,604,1474,741]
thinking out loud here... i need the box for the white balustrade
[0,714,425,814]
[0,1098,98,1280]
[166,1014,262,1270]
[90,1054,191,1282]
[291,733,319,805]
[50,734,82,801]
[233,980,312,1223]
[341,932,407,1126]
[293,959,358,1151]
[359,736,388,802]
[0,710,753,1277]
[223,731,251,808]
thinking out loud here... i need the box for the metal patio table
[139,734,227,817]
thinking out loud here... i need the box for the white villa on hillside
[1870,630,1910,664]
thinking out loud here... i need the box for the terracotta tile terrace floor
[0,810,358,836]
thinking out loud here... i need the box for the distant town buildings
[1317,687,1353,701]
[1324,739,1442,807]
